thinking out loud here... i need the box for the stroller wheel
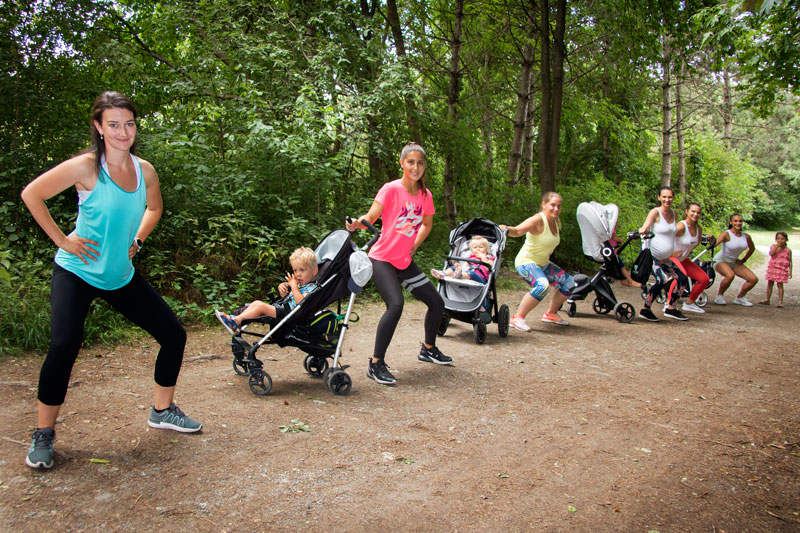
[304,354,329,378]
[232,358,249,376]
[566,302,577,318]
[326,370,352,396]
[613,302,636,323]
[473,321,487,345]
[248,369,273,396]
[437,312,451,336]
[696,292,708,307]
[592,297,613,315]
[498,304,510,337]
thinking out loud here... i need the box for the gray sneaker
[26,427,55,469]
[148,403,203,433]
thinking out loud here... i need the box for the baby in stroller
[431,236,495,284]
[215,247,318,335]
[567,202,647,323]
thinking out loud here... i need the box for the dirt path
[1,259,798,532]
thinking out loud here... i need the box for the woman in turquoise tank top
[500,192,575,331]
[20,92,202,470]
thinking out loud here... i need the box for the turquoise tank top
[55,155,146,290]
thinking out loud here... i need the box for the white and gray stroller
[567,202,645,323]
[435,218,510,344]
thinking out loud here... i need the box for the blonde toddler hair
[289,247,317,270]
[470,236,491,255]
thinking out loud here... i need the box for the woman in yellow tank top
[500,192,575,331]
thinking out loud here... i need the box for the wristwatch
[134,237,144,251]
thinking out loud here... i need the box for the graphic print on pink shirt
[395,201,424,237]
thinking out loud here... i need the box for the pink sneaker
[541,312,569,325]
[509,315,531,332]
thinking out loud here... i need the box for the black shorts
[274,302,291,320]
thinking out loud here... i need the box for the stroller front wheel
[437,312,451,336]
[248,369,273,396]
[696,292,708,307]
[325,370,352,396]
[232,358,249,376]
[566,302,577,318]
[613,302,636,323]
[473,321,487,344]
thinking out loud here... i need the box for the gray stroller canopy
[576,202,619,262]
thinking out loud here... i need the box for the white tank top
[721,229,748,260]
[674,222,699,262]
[649,209,676,260]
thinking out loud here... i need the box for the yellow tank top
[515,215,560,267]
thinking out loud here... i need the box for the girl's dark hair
[90,91,138,172]
[727,213,742,229]
[400,142,427,197]
[776,231,788,241]
[659,186,674,195]
[686,202,701,211]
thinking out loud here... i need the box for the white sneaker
[733,297,753,307]
[714,295,727,305]
[509,316,531,332]
[682,302,705,314]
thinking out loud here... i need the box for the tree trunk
[537,0,566,193]
[661,33,672,188]
[722,65,733,148]
[385,0,422,144]
[480,51,494,172]
[521,68,538,185]
[676,57,687,196]
[442,0,464,226]
[508,41,535,184]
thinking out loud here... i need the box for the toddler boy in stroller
[215,247,318,334]
[215,228,376,397]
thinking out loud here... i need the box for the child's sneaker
[541,312,569,325]
[682,302,705,314]
[430,269,446,280]
[714,295,727,305]
[639,308,659,322]
[509,315,531,332]
[148,403,203,433]
[418,344,453,365]
[25,427,55,469]
[663,307,688,321]
[733,297,753,307]
[214,309,240,335]
[366,358,396,385]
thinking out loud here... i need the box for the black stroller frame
[567,231,650,323]
[435,218,510,344]
[227,222,379,396]
[641,236,717,307]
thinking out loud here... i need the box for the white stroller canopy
[576,202,619,261]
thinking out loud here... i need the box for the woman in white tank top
[712,213,758,306]
[670,203,711,314]
[637,187,689,322]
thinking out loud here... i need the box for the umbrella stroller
[567,202,648,323]
[435,217,510,344]
[227,224,379,396]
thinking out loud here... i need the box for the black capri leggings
[38,263,186,406]
[370,259,444,360]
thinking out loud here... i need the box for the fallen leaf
[89,458,110,464]
[568,505,577,512]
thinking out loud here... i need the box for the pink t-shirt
[368,179,435,269]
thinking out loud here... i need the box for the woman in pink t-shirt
[346,143,451,386]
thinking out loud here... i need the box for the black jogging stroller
[226,222,379,396]
[640,234,717,306]
[567,202,651,323]
[434,217,510,344]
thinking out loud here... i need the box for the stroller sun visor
[577,202,619,262]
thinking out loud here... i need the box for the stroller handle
[346,216,381,249]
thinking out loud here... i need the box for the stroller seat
[435,217,510,344]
